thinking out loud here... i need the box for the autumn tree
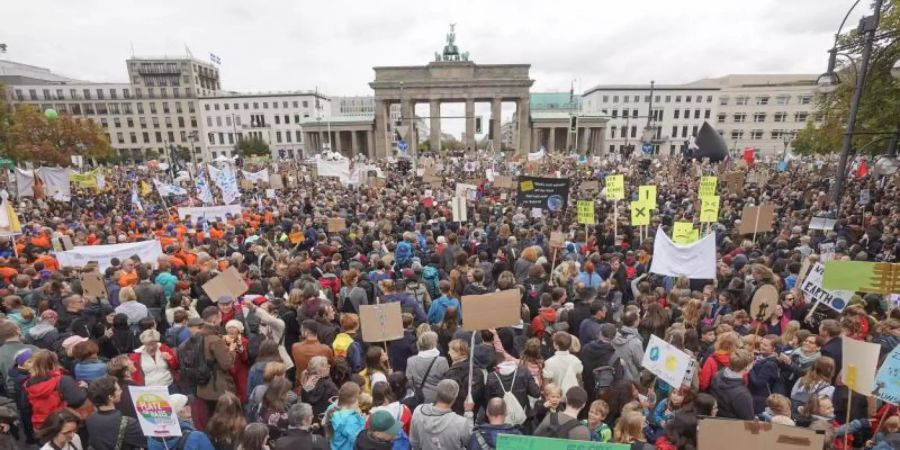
[0,83,10,157]
[6,104,113,165]
[235,136,270,157]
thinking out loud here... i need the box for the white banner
[214,166,240,205]
[15,168,34,197]
[316,158,351,185]
[641,334,693,389]
[36,167,72,201]
[241,168,269,183]
[528,149,545,161]
[649,226,716,279]
[451,197,467,222]
[55,240,164,271]
[799,262,852,312]
[128,386,182,438]
[153,179,187,196]
[177,205,243,221]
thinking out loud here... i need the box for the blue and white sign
[875,345,900,404]
[800,262,852,313]
[398,140,409,153]
[642,143,654,154]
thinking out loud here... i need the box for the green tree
[0,83,10,157]
[794,0,900,156]
[172,145,191,162]
[144,148,160,161]
[6,104,113,165]
[235,136,270,157]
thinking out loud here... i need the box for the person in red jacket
[128,329,179,388]
[699,331,740,392]
[24,350,88,430]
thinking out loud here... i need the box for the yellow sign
[576,201,594,225]
[630,201,650,226]
[699,176,718,198]
[639,185,657,210]
[845,364,858,390]
[519,180,534,192]
[673,222,697,244]
[605,174,625,200]
[700,195,720,223]
[70,171,99,189]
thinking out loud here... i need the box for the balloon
[44,109,59,121]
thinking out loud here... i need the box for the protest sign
[177,205,243,220]
[638,185,657,209]
[809,216,837,231]
[265,189,276,199]
[672,222,696,244]
[268,174,284,189]
[699,176,717,198]
[630,201,650,226]
[699,196,720,223]
[456,183,478,199]
[327,217,347,233]
[493,175,514,189]
[78,271,107,300]
[451,197,467,222]
[202,266,248,303]
[56,240,164,271]
[549,231,566,249]
[516,176,570,212]
[461,289,521,331]
[496,434,628,450]
[605,174,625,200]
[54,235,74,251]
[642,335,693,389]
[875,345,900,404]
[697,417,824,450]
[723,172,745,195]
[128,386,182,437]
[579,180,600,193]
[650,227,716,279]
[859,189,870,205]
[576,200,594,225]
[738,204,775,235]
[842,337,881,394]
[750,284,779,321]
[822,261,899,294]
[359,302,403,342]
[799,263,852,312]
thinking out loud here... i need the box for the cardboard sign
[631,201,650,226]
[549,231,566,249]
[697,417,824,450]
[579,180,600,193]
[799,263,853,312]
[423,174,442,184]
[874,345,900,404]
[605,174,625,200]
[576,200,594,225]
[738,204,775,235]
[699,196,720,223]
[638,185,657,209]
[842,337,881,394]
[461,289,521,331]
[202,266,248,303]
[723,172,745,195]
[240,179,254,190]
[809,216,837,231]
[699,176,717,198]
[750,284,778,321]
[493,175,514,189]
[265,189,276,199]
[495,434,628,450]
[327,217,347,233]
[268,174,284,189]
[359,302,403,342]
[641,335,694,389]
[129,386,182,437]
[79,271,107,300]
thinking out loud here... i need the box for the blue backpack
[422,265,440,299]
[395,241,414,268]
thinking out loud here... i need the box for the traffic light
[475,116,482,134]
[569,115,578,132]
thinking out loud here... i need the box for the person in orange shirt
[118,259,139,287]
[209,224,225,241]
[31,230,51,249]
[0,259,18,285]
[34,250,59,272]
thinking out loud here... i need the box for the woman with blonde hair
[613,411,652,449]
[698,332,740,391]
[790,356,835,416]
[114,286,147,326]
[129,328,178,388]
[514,246,541,283]
[780,320,801,349]
[680,298,705,330]
[299,355,339,419]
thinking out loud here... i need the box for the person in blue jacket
[148,394,215,450]
[381,280,427,324]
[427,281,461,325]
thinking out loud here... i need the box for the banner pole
[466,330,476,403]
[843,389,853,450]
[613,200,618,243]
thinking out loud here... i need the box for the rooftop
[584,74,818,95]
[206,90,330,100]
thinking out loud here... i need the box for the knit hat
[169,394,189,417]
[61,335,88,351]
[140,329,161,344]
[225,320,244,333]
[369,410,401,436]
[14,349,33,367]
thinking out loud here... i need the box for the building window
[664,95,671,103]
[733,113,746,123]
[674,110,680,119]
[751,130,764,140]
[685,95,692,102]
[214,104,220,111]
[123,89,131,99]
[731,130,744,140]
[681,126,688,138]
[113,117,121,127]
[206,117,213,126]
[776,95,790,105]
[276,131,282,143]
[692,125,698,136]
[253,102,259,109]
[612,96,619,103]
[228,133,234,144]
[162,102,170,114]
[263,102,269,109]
[794,112,809,122]
[208,133,215,145]
[84,104,95,115]
[152,117,160,128]
[205,104,211,111]
[672,126,677,137]
[165,117,172,128]
[294,114,300,123]
[149,103,157,114]
[756,96,769,105]
[284,114,290,124]
[109,104,120,115]
[176,102,183,113]
[130,132,137,143]
[273,101,279,109]
[609,145,615,153]
[234,103,239,110]
[694,109,700,119]
[225,116,232,126]
[704,109,711,119]
[218,132,224,143]
[127,118,134,127]
[736,96,749,105]
[116,132,124,144]
[753,113,766,122]
[285,131,292,143]
[706,96,713,102]
[798,96,812,105]
[178,117,185,127]
[611,109,618,118]
[224,103,229,110]
[719,96,729,106]
[296,131,302,143]
[675,95,682,103]
[610,126,617,138]
[631,126,637,138]
[216,117,222,126]
[83,89,91,100]
[275,115,280,125]
[622,110,629,119]
[142,132,150,143]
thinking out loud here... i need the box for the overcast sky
[4,0,867,131]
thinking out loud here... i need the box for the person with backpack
[409,379,474,450]
[748,335,789,414]
[467,398,521,450]
[581,323,619,401]
[333,314,365,373]
[402,266,432,312]
[610,311,644,383]
[381,280,428,325]
[405,331,449,406]
[427,281,461,325]
[533,386,591,441]
[148,394,216,450]
[85,377,146,450]
[421,256,444,301]
[698,332,740,392]
[192,306,236,416]
[338,269,368,314]
[789,356,835,419]
[23,350,87,430]
[484,358,540,431]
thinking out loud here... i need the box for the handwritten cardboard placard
[842,337,881,394]
[493,175,515,189]
[202,266,248,303]
[327,217,347,233]
[461,289,521,331]
[268,174,284,189]
[549,231,566,249]
[738,204,775,235]
[359,302,404,342]
[79,271,107,300]
[697,417,824,450]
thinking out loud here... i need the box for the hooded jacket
[580,339,616,399]
[611,327,644,381]
[354,429,411,450]
[530,308,557,340]
[467,423,521,450]
[25,370,87,429]
[409,404,473,450]
[445,359,485,416]
[329,408,365,450]
[709,369,754,420]
[26,322,58,349]
[483,362,540,416]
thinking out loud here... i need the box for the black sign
[516,176,570,212]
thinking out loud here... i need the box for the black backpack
[593,352,627,394]
[538,413,582,439]
[178,334,213,385]
[245,310,263,364]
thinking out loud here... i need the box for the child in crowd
[530,383,562,431]
[652,388,686,430]
[584,399,612,442]
[759,394,794,426]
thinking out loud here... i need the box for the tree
[144,148,160,161]
[172,145,191,162]
[235,136,270,157]
[794,0,900,156]
[0,83,10,158]
[6,104,113,166]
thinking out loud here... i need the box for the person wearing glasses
[37,410,83,450]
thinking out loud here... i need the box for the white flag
[196,170,214,205]
[214,166,241,205]
[649,226,716,279]
[153,179,187,196]
[131,185,143,211]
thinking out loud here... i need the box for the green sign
[496,433,629,450]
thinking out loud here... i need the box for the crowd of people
[0,150,897,450]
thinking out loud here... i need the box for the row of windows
[203,99,312,111]
[204,113,311,128]
[724,129,798,140]
[717,111,814,123]
[207,130,304,145]
[720,95,812,106]
[600,94,714,104]
[117,130,193,145]
[602,108,710,121]
[15,86,199,102]
[20,100,196,116]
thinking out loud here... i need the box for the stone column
[351,130,359,157]
[532,127,539,152]
[430,99,441,152]
[517,96,531,154]
[333,130,342,155]
[491,98,502,152]
[465,99,475,151]
[373,99,388,158]
[318,131,326,152]
[366,129,375,159]
[401,99,415,145]
[548,127,556,153]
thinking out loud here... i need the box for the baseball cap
[217,295,234,305]
[369,410,401,436]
